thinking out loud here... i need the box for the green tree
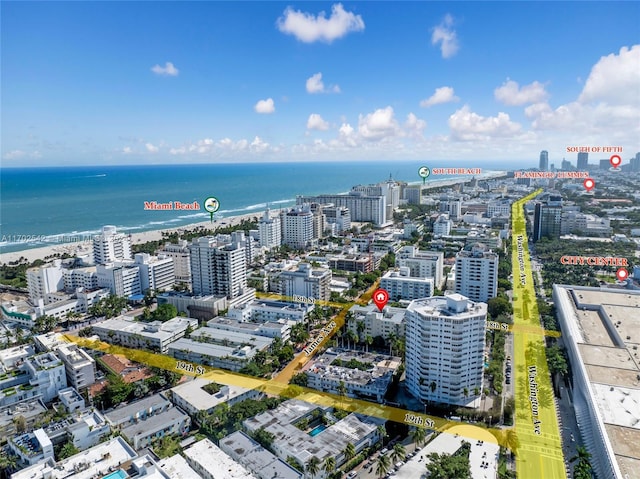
[343,442,356,461]
[410,427,427,451]
[376,454,391,478]
[306,456,321,478]
[391,443,406,464]
[323,456,336,476]
[487,296,513,319]
[58,441,79,460]
[570,446,593,479]
[251,427,275,453]
[152,303,178,322]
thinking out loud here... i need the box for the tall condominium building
[296,193,387,226]
[632,152,640,172]
[380,268,434,301]
[93,225,132,265]
[396,246,444,287]
[96,263,142,298]
[281,205,314,249]
[26,260,65,305]
[323,205,351,233]
[133,253,175,292]
[276,263,331,301]
[439,198,462,220]
[160,240,192,284]
[405,294,486,407]
[258,208,282,250]
[577,152,589,170]
[532,202,562,242]
[351,178,401,222]
[454,244,498,303]
[309,203,326,240]
[539,150,549,171]
[189,237,247,299]
[432,214,452,237]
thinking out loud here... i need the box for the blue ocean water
[0,161,506,254]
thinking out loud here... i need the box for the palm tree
[570,446,593,479]
[322,456,336,476]
[430,381,437,393]
[376,424,387,446]
[410,426,427,451]
[348,330,359,350]
[463,388,469,400]
[388,332,397,355]
[391,443,406,464]
[343,442,356,462]
[375,454,391,478]
[306,456,321,478]
[356,321,365,345]
[365,335,373,353]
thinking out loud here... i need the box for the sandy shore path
[0,211,261,266]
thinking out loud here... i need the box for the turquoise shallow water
[0,161,506,253]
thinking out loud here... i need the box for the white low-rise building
[347,303,405,340]
[185,438,257,479]
[171,377,260,416]
[92,315,197,353]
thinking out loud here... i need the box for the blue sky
[2,1,639,167]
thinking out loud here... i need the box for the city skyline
[2,1,639,167]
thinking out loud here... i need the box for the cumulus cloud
[277,3,365,43]
[3,150,26,160]
[254,98,275,114]
[358,106,400,141]
[306,73,341,94]
[579,45,640,105]
[420,86,459,107]
[525,45,640,140]
[145,143,159,153]
[448,105,521,141]
[494,79,549,106]
[151,62,179,76]
[431,14,459,59]
[405,113,427,137]
[307,113,330,130]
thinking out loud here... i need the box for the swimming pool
[308,424,327,437]
[103,470,127,479]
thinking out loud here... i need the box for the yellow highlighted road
[511,190,566,479]
[64,333,519,449]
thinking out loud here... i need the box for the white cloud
[306,72,341,94]
[448,105,521,141]
[151,62,179,76]
[579,45,640,106]
[338,123,357,147]
[277,3,365,43]
[3,150,26,160]
[431,14,459,59]
[145,143,159,153]
[405,113,427,137]
[254,98,275,114]
[525,45,640,142]
[494,79,549,106]
[420,86,459,107]
[250,136,270,153]
[307,113,330,130]
[358,106,400,141]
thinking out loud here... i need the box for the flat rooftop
[184,438,256,479]
[171,377,253,412]
[555,285,640,478]
[11,436,137,479]
[157,454,202,479]
[104,393,170,426]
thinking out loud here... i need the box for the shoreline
[0,212,261,266]
[0,171,506,266]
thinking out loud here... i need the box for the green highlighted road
[511,190,566,479]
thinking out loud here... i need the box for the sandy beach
[0,212,261,266]
[0,171,507,266]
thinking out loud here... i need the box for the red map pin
[616,268,629,281]
[583,178,595,192]
[373,288,389,311]
[610,155,622,169]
